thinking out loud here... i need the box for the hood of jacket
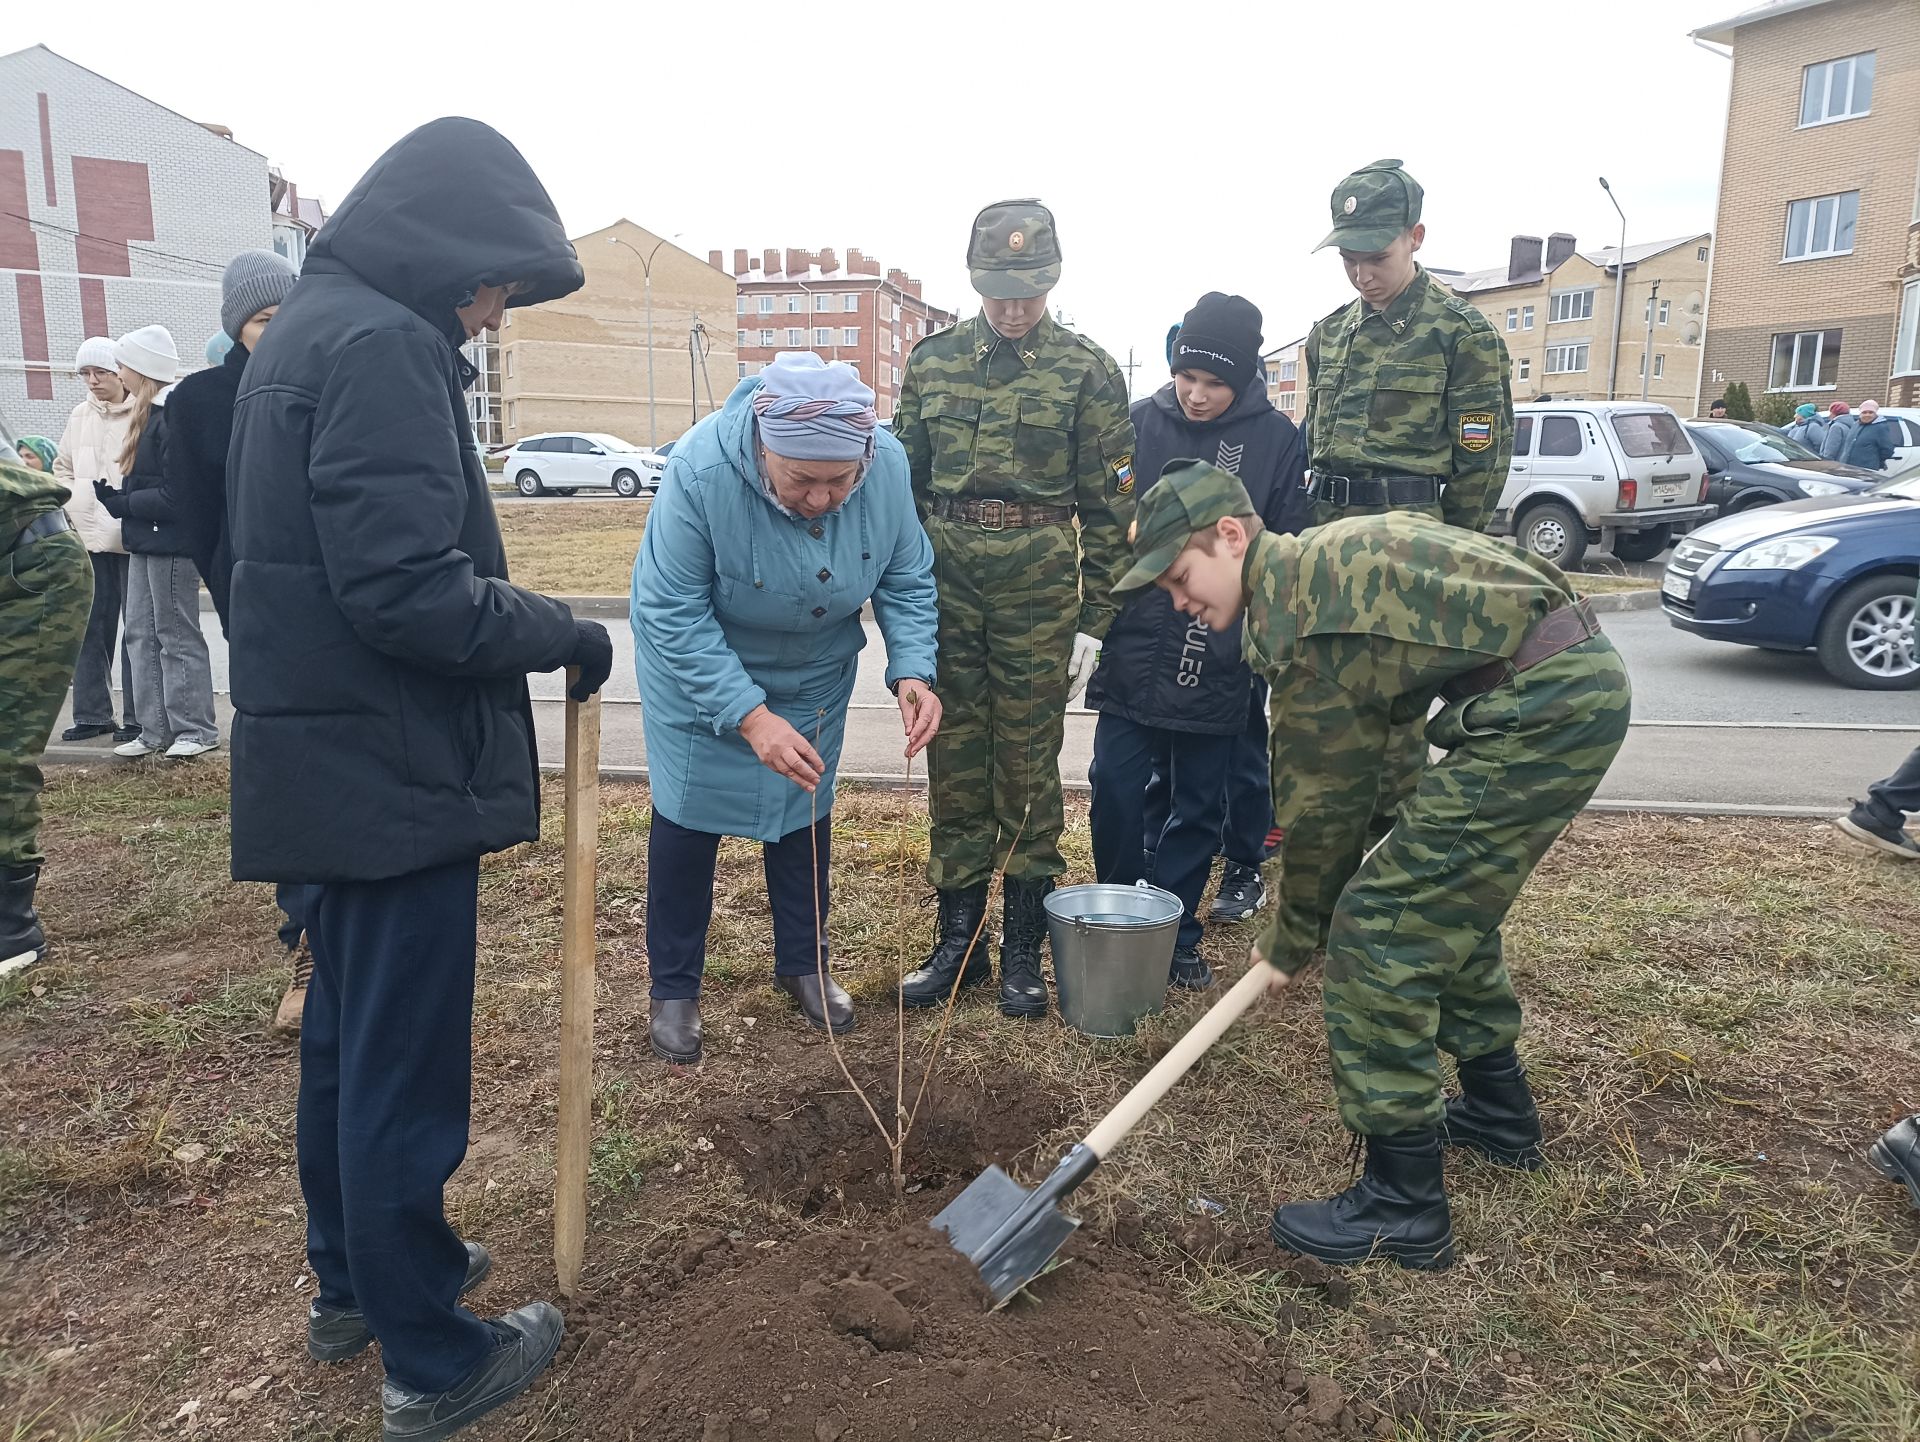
[302,117,584,339]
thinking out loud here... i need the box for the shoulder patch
[1459,412,1495,451]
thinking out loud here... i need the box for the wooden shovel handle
[554,673,601,1298]
[1083,961,1276,1161]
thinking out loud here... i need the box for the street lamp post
[608,232,678,448]
[1599,177,1628,402]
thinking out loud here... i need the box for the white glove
[1067,631,1101,703]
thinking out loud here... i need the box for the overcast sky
[29,0,1736,396]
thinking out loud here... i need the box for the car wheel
[1728,492,1783,513]
[1517,500,1587,568]
[1816,575,1919,690]
[613,470,641,499]
[516,470,545,497]
[1611,526,1670,564]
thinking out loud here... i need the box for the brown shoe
[273,942,313,1037]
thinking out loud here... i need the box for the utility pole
[1640,280,1661,402]
[1121,347,1139,397]
[609,232,680,448]
[1599,177,1628,402]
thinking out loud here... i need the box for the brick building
[1261,337,1306,426]
[719,247,958,419]
[1445,233,1713,410]
[0,45,272,438]
[498,219,737,450]
[1692,0,1920,409]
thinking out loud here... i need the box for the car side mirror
[588,446,606,455]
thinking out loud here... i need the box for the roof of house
[0,44,268,162]
[1691,0,1844,45]
[1447,235,1706,295]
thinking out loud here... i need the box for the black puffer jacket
[1084,381,1307,733]
[226,118,586,884]
[117,399,194,556]
[162,340,248,629]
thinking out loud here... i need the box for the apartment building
[1262,337,1307,426]
[720,247,958,420]
[1693,0,1920,407]
[1446,233,1712,410]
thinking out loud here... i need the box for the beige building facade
[1445,234,1712,411]
[1262,337,1306,426]
[1694,0,1920,409]
[499,219,737,449]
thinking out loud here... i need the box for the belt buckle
[978,498,1007,531]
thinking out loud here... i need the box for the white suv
[501,432,664,498]
[1490,401,1714,567]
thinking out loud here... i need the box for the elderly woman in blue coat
[632,353,941,1064]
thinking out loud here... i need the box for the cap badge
[1343,196,1357,215]
[1008,230,1025,252]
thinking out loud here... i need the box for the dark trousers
[1220,680,1275,868]
[70,552,135,729]
[276,881,319,952]
[1857,745,1920,829]
[299,857,494,1394]
[1089,713,1232,949]
[646,810,831,1001]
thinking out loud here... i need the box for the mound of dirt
[562,1222,1370,1442]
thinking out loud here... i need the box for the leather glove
[565,620,613,701]
[93,478,129,519]
[1067,631,1100,703]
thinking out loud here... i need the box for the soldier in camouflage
[1278,158,1518,1000]
[0,456,94,976]
[893,199,1136,1019]
[1114,460,1630,1270]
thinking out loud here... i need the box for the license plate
[1662,571,1691,601]
[1654,482,1682,498]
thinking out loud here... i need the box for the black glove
[93,479,129,519]
[566,620,613,702]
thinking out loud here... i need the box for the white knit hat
[74,335,117,372]
[114,325,180,384]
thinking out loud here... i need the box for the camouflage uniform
[1,462,93,866]
[894,202,1135,889]
[1288,158,1516,952]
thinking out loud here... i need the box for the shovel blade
[931,1164,1081,1309]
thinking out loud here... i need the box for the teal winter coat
[631,377,938,841]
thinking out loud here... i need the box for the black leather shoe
[900,884,993,1008]
[112,724,142,744]
[774,972,854,1034]
[649,998,701,1064]
[381,1301,563,1442]
[309,1241,492,1363]
[0,864,46,978]
[1870,1115,1920,1209]
[1168,945,1215,992]
[61,722,115,741]
[997,877,1053,1020]
[1439,1045,1546,1170]
[1270,1128,1455,1271]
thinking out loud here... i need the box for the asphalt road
[45,601,1917,816]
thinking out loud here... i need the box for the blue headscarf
[751,352,878,462]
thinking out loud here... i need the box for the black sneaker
[309,1241,492,1363]
[112,724,142,745]
[1169,946,1214,992]
[1834,812,1920,860]
[60,722,116,741]
[381,1301,563,1442]
[1208,863,1268,923]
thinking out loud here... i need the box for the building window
[1697,245,1710,262]
[504,348,514,378]
[1784,192,1860,261]
[1279,360,1297,381]
[1768,329,1842,390]
[892,365,901,386]
[1505,308,1518,332]
[785,295,802,313]
[1544,343,1589,374]
[841,327,859,345]
[506,400,516,430]
[1517,356,1531,382]
[842,294,860,312]
[736,295,748,315]
[757,296,775,315]
[813,328,832,346]
[1638,353,1666,379]
[892,331,901,354]
[1799,52,1874,127]
[786,328,804,346]
[1522,305,1535,330]
[758,329,775,346]
[737,329,748,348]
[738,362,748,379]
[814,293,833,312]
[1659,299,1671,325]
[1549,290,1594,324]
[1895,279,1920,376]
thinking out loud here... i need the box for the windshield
[1872,474,1920,499]
[1695,422,1817,464]
[1611,411,1692,458]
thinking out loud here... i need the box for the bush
[1722,381,1754,420]
[1754,394,1798,428]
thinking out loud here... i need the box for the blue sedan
[1661,474,1920,689]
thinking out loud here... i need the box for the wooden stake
[555,672,601,1299]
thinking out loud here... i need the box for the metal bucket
[1044,881,1182,1038]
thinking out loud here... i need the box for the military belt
[5,510,72,555]
[1441,597,1604,703]
[1306,473,1444,509]
[933,497,1074,531]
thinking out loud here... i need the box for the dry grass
[1569,571,1659,595]
[495,499,648,596]
[3,766,1917,1441]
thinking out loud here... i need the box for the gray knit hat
[221,249,297,341]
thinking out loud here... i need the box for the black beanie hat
[1171,292,1263,394]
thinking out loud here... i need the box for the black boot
[774,972,855,1034]
[1440,1045,1546,1169]
[649,998,702,1064]
[1269,1128,1455,1270]
[900,884,992,1008]
[997,877,1052,1019]
[1869,1116,1920,1210]
[0,864,46,977]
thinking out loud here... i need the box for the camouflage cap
[968,198,1062,299]
[1314,159,1424,253]
[1112,459,1257,599]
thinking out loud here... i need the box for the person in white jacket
[54,337,140,743]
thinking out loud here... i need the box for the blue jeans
[1089,713,1232,950]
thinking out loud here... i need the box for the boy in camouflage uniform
[1113,460,1630,1270]
[894,199,1135,1019]
[0,457,94,975]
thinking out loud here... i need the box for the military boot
[1269,1128,1455,1271]
[0,865,47,978]
[997,877,1053,1020]
[1439,1045,1546,1170]
[900,884,992,1008]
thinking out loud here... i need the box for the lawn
[497,500,648,597]
[4,763,1915,1440]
